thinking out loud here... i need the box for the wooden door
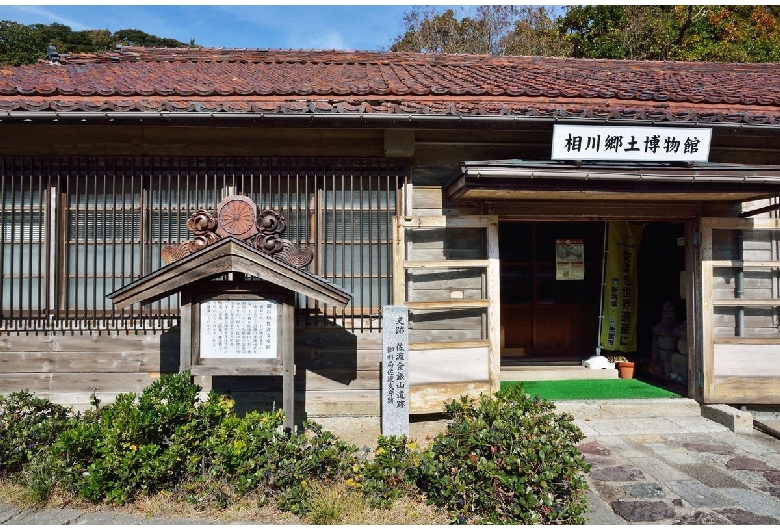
[500,222,604,359]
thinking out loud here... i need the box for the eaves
[3,111,780,132]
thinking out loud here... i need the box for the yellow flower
[376,447,386,455]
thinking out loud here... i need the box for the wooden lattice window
[0,157,407,332]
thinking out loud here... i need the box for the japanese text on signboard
[200,299,277,359]
[381,305,410,436]
[385,317,408,410]
[552,125,711,162]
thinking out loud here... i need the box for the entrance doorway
[499,221,688,373]
[499,222,604,360]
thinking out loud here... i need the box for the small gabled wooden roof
[108,237,351,309]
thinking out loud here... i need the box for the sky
[1,4,483,52]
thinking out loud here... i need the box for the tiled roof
[1,47,779,125]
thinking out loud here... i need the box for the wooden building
[1,47,780,416]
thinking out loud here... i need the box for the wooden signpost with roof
[108,195,351,431]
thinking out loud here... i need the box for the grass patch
[501,378,681,400]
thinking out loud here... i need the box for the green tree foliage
[0,20,197,66]
[113,29,193,48]
[392,5,780,62]
[560,5,780,62]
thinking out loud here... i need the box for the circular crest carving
[215,195,259,239]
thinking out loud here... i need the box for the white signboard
[200,300,277,359]
[552,125,711,162]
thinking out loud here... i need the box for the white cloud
[3,5,89,30]
[300,30,347,51]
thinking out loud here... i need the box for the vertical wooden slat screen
[0,157,51,328]
[0,156,407,334]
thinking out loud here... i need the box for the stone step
[553,398,702,419]
[501,365,619,381]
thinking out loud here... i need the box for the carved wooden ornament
[161,195,314,268]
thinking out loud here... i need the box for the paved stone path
[577,403,780,525]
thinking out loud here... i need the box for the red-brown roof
[1,47,779,124]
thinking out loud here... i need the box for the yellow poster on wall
[600,222,644,352]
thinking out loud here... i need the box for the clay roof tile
[0,47,777,125]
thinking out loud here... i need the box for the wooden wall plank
[410,329,484,342]
[0,351,145,373]
[0,373,156,394]
[714,344,780,377]
[0,126,385,158]
[296,349,379,371]
[0,332,174,353]
[410,381,491,414]
[710,377,780,404]
[409,347,489,385]
[412,186,444,212]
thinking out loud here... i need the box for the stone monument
[382,305,410,437]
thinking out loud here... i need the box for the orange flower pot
[617,361,635,379]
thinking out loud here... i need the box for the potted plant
[607,355,635,379]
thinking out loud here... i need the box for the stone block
[701,404,753,434]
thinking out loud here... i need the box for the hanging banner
[600,222,644,352]
[555,239,584,280]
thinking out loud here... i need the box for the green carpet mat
[500,379,681,400]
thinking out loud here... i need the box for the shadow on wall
[159,323,359,427]
[159,325,181,373]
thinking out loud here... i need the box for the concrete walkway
[2,398,779,525]
[560,399,780,525]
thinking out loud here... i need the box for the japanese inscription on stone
[552,125,712,162]
[200,300,277,359]
[381,305,409,436]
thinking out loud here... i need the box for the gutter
[2,110,780,131]
[459,167,780,184]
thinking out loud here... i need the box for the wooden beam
[714,337,780,345]
[401,216,494,228]
[711,260,780,268]
[406,300,490,310]
[403,259,490,269]
[712,299,780,307]
[700,217,715,403]
[409,340,489,350]
[707,217,780,230]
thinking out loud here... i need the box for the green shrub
[0,390,71,474]
[49,372,225,504]
[416,384,591,524]
[352,435,419,508]
[45,372,356,510]
[271,421,358,514]
[5,374,590,524]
